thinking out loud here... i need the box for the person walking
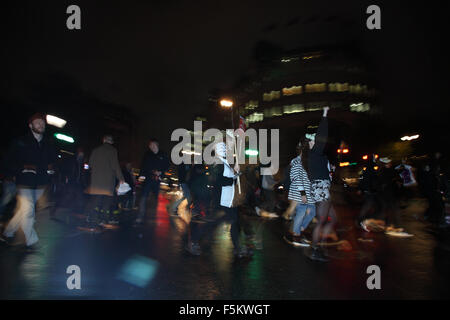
[305,106,337,262]
[358,154,380,231]
[283,138,315,247]
[377,157,413,237]
[186,142,250,258]
[136,139,169,224]
[1,113,57,250]
[82,135,124,232]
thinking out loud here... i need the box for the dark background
[0,0,448,163]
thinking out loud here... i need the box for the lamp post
[219,98,241,194]
[220,98,234,129]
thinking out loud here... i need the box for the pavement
[1,193,450,300]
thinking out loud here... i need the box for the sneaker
[255,206,261,216]
[185,242,202,256]
[385,231,414,238]
[360,221,370,232]
[260,211,279,219]
[283,234,301,247]
[0,234,13,245]
[308,247,329,262]
[284,234,310,247]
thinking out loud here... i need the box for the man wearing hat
[1,113,57,250]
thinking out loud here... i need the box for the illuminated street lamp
[46,115,67,128]
[220,99,233,108]
[220,98,235,129]
[401,134,419,141]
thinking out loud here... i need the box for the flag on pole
[238,116,247,133]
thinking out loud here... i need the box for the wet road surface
[1,193,450,300]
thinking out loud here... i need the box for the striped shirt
[288,156,315,204]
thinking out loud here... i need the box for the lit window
[283,104,305,114]
[350,102,370,112]
[263,90,281,101]
[336,83,349,92]
[282,85,303,96]
[245,100,258,110]
[247,112,264,123]
[305,83,326,93]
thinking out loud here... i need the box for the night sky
[1,0,448,152]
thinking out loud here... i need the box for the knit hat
[28,113,46,124]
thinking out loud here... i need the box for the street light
[220,99,233,108]
[401,134,419,141]
[46,115,67,128]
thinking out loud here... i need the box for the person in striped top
[284,139,316,247]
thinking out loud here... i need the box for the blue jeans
[292,203,316,235]
[4,187,44,246]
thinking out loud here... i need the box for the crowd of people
[0,109,449,263]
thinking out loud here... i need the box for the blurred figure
[82,135,124,232]
[377,157,413,237]
[0,177,16,222]
[119,162,136,212]
[168,163,192,216]
[51,147,88,218]
[186,142,250,258]
[283,138,316,247]
[1,113,57,250]
[358,154,380,230]
[418,155,446,227]
[395,158,418,208]
[255,167,279,218]
[136,139,169,224]
[189,164,210,218]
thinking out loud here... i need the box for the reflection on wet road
[1,195,449,299]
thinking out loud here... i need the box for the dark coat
[308,117,330,181]
[86,143,124,196]
[3,131,57,188]
[139,150,170,181]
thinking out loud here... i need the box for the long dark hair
[299,137,310,178]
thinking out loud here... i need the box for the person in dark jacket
[50,147,88,218]
[136,139,170,224]
[1,113,57,249]
[305,106,336,262]
[186,142,250,258]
